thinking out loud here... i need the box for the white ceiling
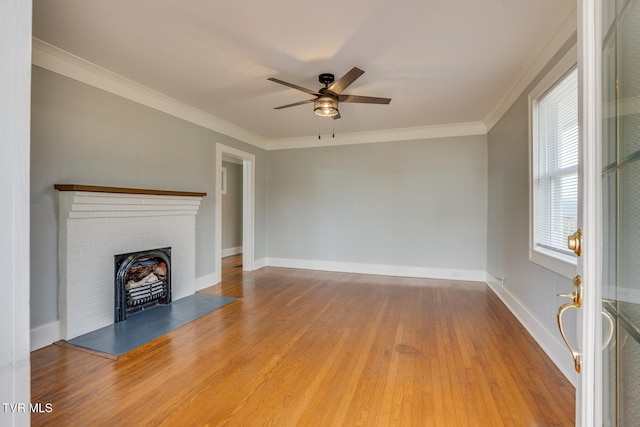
[32,0,576,145]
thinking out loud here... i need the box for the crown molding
[33,7,576,152]
[31,39,486,150]
[31,38,268,150]
[265,121,487,150]
[484,6,577,132]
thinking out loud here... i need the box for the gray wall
[30,66,267,329]
[222,161,243,250]
[486,34,577,358]
[266,136,488,271]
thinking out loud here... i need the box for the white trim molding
[30,321,60,351]
[485,273,577,386]
[265,121,487,150]
[31,39,487,150]
[196,273,221,291]
[254,258,268,270]
[2,1,32,420]
[484,7,578,131]
[32,10,579,152]
[222,246,243,257]
[527,44,578,280]
[266,257,487,282]
[215,144,256,281]
[577,0,603,422]
[32,38,268,150]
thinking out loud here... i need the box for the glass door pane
[601,1,640,425]
[618,0,640,161]
[618,323,640,424]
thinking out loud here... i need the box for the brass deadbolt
[567,229,582,256]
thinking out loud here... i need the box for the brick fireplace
[56,185,205,340]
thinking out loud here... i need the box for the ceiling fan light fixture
[314,94,339,117]
[269,67,390,120]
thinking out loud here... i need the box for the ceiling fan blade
[327,67,364,95]
[268,78,320,96]
[273,99,315,110]
[338,94,391,104]
[333,111,341,120]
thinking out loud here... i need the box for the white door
[568,0,640,425]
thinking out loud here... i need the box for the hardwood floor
[31,255,575,426]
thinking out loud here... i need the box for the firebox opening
[114,247,171,323]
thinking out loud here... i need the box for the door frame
[215,143,255,281]
[577,0,603,424]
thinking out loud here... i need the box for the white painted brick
[57,191,203,339]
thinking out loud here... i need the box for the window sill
[529,247,576,279]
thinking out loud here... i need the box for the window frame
[528,45,578,279]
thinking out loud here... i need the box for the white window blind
[532,68,578,258]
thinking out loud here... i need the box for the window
[529,48,578,278]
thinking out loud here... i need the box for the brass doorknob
[557,275,583,373]
[567,229,582,256]
[557,302,582,373]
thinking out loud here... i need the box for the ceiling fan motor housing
[319,73,335,86]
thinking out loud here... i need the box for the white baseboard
[29,266,571,391]
[485,273,577,386]
[265,257,486,282]
[195,272,221,290]
[221,246,242,257]
[31,321,60,351]
[254,257,267,269]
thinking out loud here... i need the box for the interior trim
[485,273,577,386]
[265,121,487,150]
[33,10,577,150]
[32,38,268,150]
[484,8,578,132]
[31,38,486,149]
[265,257,487,282]
[54,184,206,197]
[215,143,255,280]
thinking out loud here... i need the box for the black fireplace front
[114,247,171,323]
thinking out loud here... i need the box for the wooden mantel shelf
[54,184,206,198]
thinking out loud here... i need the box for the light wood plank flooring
[31,255,575,426]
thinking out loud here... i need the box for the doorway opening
[221,155,244,275]
[215,144,255,284]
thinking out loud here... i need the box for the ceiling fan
[268,67,391,119]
